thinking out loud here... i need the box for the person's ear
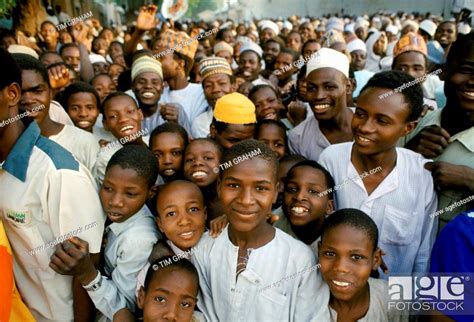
[6,83,21,108]
[203,206,208,221]
[273,181,280,204]
[156,216,164,233]
[137,286,146,310]
[326,199,334,215]
[317,240,323,258]
[148,185,158,199]
[402,120,417,136]
[344,77,352,95]
[372,247,383,270]
[138,108,144,121]
[210,123,217,139]
[216,176,222,199]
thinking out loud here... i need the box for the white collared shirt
[191,107,213,139]
[0,122,105,322]
[88,206,159,320]
[192,226,330,322]
[288,116,331,161]
[161,83,208,122]
[319,143,438,277]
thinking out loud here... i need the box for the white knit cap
[259,20,279,36]
[419,20,437,37]
[386,25,399,35]
[347,39,367,53]
[239,41,263,58]
[282,20,293,30]
[306,47,349,78]
[89,53,107,65]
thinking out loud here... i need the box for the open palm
[137,5,158,31]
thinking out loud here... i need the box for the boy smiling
[319,71,438,277]
[192,140,330,321]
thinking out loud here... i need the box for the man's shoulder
[35,136,80,172]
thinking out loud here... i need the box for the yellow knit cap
[214,93,256,124]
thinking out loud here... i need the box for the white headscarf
[365,31,383,72]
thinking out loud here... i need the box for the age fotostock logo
[388,275,474,315]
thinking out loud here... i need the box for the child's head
[283,160,334,227]
[248,85,283,121]
[39,51,63,67]
[275,154,306,208]
[274,47,299,81]
[60,43,81,73]
[102,92,144,140]
[254,119,287,159]
[13,53,51,122]
[62,82,100,132]
[92,37,108,56]
[150,123,189,182]
[210,93,256,150]
[138,257,199,322]
[100,145,158,223]
[40,21,59,46]
[91,73,117,104]
[108,63,125,86]
[156,180,207,250]
[218,139,278,233]
[356,70,423,154]
[318,208,381,302]
[0,48,22,130]
[183,139,223,188]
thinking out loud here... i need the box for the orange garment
[0,221,35,322]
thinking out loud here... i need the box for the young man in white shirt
[319,70,438,278]
[0,48,104,322]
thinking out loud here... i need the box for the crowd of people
[1,4,474,322]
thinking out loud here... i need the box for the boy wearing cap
[130,55,191,134]
[156,29,209,122]
[392,32,442,105]
[347,39,374,99]
[238,42,273,86]
[192,57,235,138]
[210,92,256,150]
[288,48,354,161]
[214,41,235,68]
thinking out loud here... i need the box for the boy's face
[350,50,367,71]
[138,268,198,322]
[156,182,207,250]
[275,52,296,80]
[216,50,233,66]
[100,165,152,223]
[276,160,299,208]
[303,42,321,60]
[306,68,350,122]
[159,52,184,81]
[435,23,456,48]
[92,75,116,104]
[103,95,144,140]
[93,62,109,75]
[284,166,333,226]
[286,33,302,52]
[41,23,59,45]
[150,132,185,181]
[251,87,281,121]
[40,53,63,67]
[19,70,51,123]
[184,141,221,187]
[211,124,255,150]
[260,28,276,43]
[202,73,233,109]
[444,46,474,113]
[133,72,163,107]
[66,92,99,132]
[218,157,278,233]
[238,51,261,81]
[318,225,381,302]
[263,41,280,65]
[256,124,286,159]
[353,87,416,155]
[62,46,81,73]
[393,51,427,80]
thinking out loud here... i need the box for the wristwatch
[82,271,102,292]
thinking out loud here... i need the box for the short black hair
[40,20,56,30]
[0,48,21,90]
[101,91,138,118]
[286,160,335,200]
[445,32,474,71]
[60,82,100,110]
[59,43,79,56]
[221,139,278,181]
[360,70,423,122]
[150,122,189,148]
[392,51,428,70]
[106,145,158,188]
[248,84,281,102]
[39,51,63,66]
[321,208,379,252]
[186,138,224,159]
[173,51,194,76]
[13,53,49,87]
[279,154,306,165]
[144,256,199,292]
[279,47,300,62]
[302,39,319,55]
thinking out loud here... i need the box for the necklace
[236,248,254,276]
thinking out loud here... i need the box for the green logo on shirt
[6,209,31,224]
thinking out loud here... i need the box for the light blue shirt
[319,143,438,278]
[192,226,330,322]
[87,206,160,320]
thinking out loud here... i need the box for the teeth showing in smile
[359,136,370,142]
[314,104,331,110]
[291,206,308,215]
[142,92,154,98]
[163,169,175,175]
[192,171,207,178]
[179,231,193,237]
[333,280,351,287]
[120,125,134,133]
[464,92,474,97]
[264,112,277,119]
[108,212,121,218]
[78,121,91,127]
